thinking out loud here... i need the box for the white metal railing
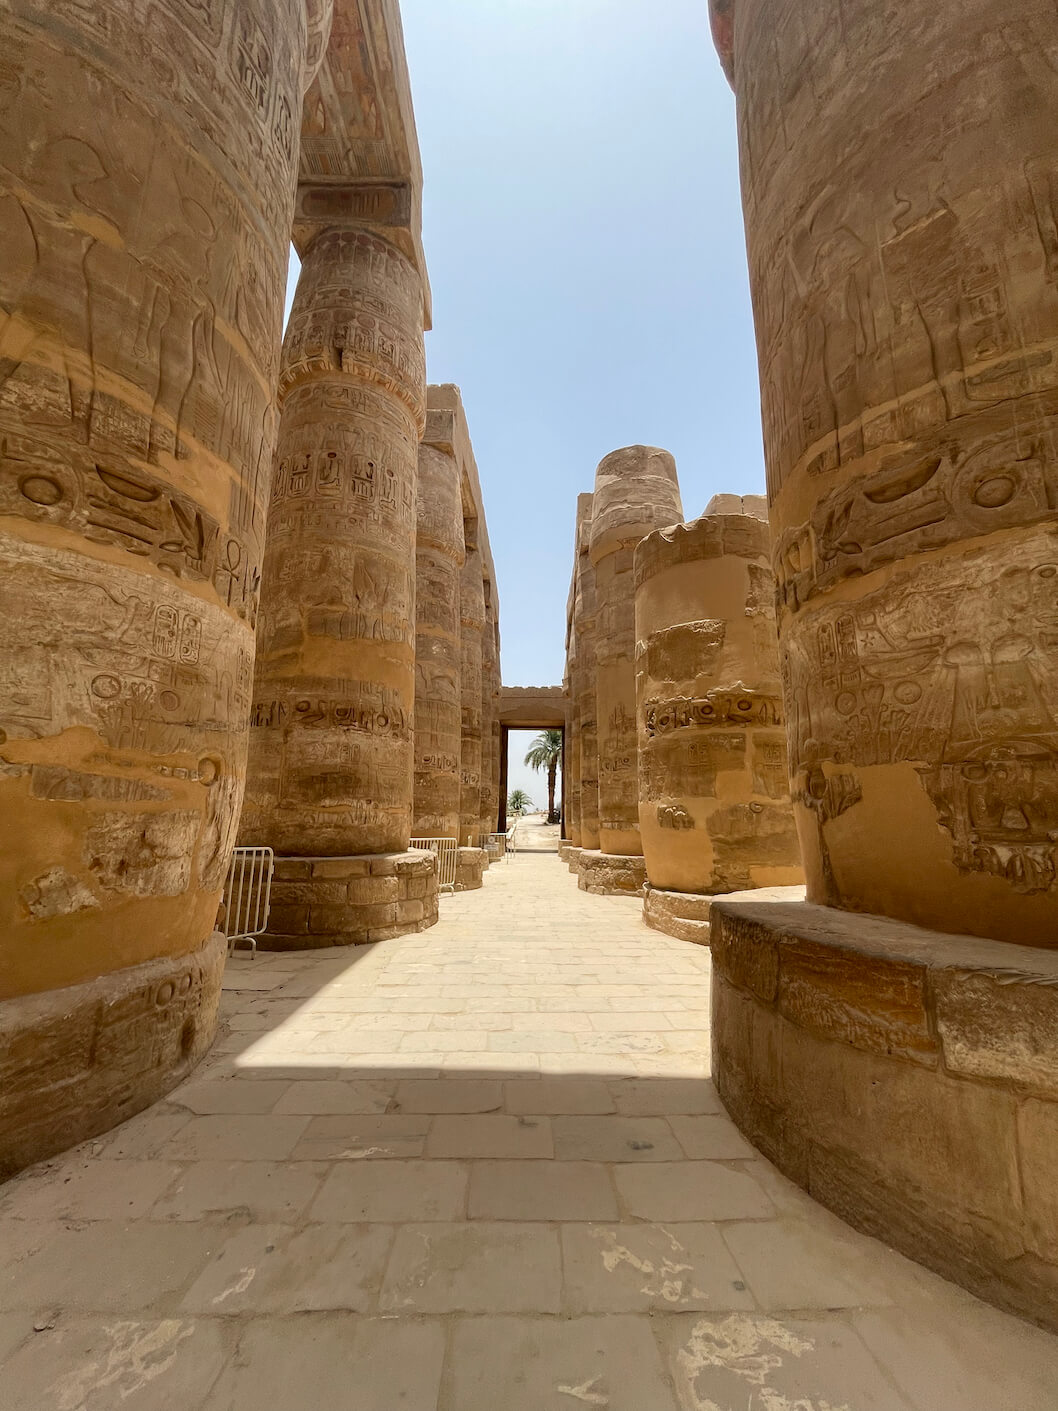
[486,825,518,862]
[221,846,274,956]
[409,836,458,892]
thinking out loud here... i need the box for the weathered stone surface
[262,851,437,948]
[576,849,647,897]
[456,845,485,892]
[0,0,305,983]
[642,886,713,945]
[1,932,224,1177]
[241,227,425,860]
[719,0,1058,947]
[480,587,501,838]
[711,891,1058,1328]
[412,435,464,839]
[459,524,485,846]
[635,511,802,897]
[590,447,682,856]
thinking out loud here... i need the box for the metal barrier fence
[221,845,274,955]
[486,826,517,862]
[409,836,458,892]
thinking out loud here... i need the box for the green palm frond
[523,728,563,772]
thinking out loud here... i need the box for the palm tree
[524,728,563,824]
[507,788,533,818]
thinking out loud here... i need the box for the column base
[0,932,225,1179]
[576,849,647,896]
[565,845,582,873]
[643,886,714,944]
[456,846,485,891]
[558,841,573,863]
[711,887,1058,1332]
[264,851,439,949]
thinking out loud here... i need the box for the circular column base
[263,851,439,949]
[711,886,1058,1331]
[576,849,647,896]
[643,886,714,944]
[0,931,226,1178]
[565,846,583,874]
[456,846,485,891]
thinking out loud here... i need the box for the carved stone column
[705,0,1058,1328]
[459,528,485,846]
[480,589,501,839]
[241,227,436,945]
[730,0,1058,946]
[0,0,311,1173]
[582,447,682,895]
[412,440,464,838]
[635,500,802,941]
[576,497,602,854]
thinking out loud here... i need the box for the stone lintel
[711,889,1058,1330]
[499,685,567,730]
[299,0,431,321]
[264,851,439,949]
[0,933,226,1179]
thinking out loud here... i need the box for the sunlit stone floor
[3,836,1058,1409]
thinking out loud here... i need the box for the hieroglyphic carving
[784,530,1058,894]
[645,689,783,738]
[241,226,425,862]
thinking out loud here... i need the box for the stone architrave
[459,526,486,846]
[412,440,465,838]
[240,225,437,945]
[0,0,312,1173]
[635,504,802,930]
[589,447,683,857]
[722,0,1058,946]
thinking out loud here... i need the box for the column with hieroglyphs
[411,437,464,840]
[241,227,437,945]
[0,0,321,1174]
[579,447,682,894]
[480,589,501,841]
[635,497,802,941]
[705,0,1058,1326]
[459,526,486,847]
[575,495,602,855]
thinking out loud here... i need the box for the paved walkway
[3,854,1058,1409]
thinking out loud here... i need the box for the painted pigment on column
[580,447,682,892]
[636,498,801,941]
[0,0,309,1173]
[241,227,436,944]
[412,439,464,839]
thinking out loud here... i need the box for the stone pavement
[3,855,1058,1410]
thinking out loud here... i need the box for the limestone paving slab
[3,852,1058,1410]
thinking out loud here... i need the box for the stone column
[582,447,682,894]
[480,588,500,839]
[566,625,583,848]
[576,498,602,855]
[241,227,436,945]
[412,441,464,838]
[635,500,802,941]
[0,0,311,1173]
[725,0,1058,946]
[459,527,485,846]
[704,0,1058,1329]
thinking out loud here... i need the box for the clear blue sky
[286,0,763,706]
